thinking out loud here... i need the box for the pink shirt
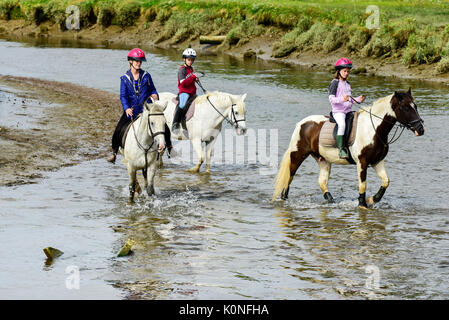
[328,79,362,114]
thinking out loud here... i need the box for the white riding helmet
[182,48,197,59]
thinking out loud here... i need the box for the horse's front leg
[367,160,389,206]
[187,138,204,173]
[127,165,137,203]
[356,160,369,209]
[146,160,157,196]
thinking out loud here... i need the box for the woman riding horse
[107,48,173,163]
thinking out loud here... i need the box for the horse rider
[107,48,173,163]
[172,48,199,135]
[328,57,365,159]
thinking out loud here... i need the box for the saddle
[172,94,197,130]
[319,111,358,148]
[121,114,142,149]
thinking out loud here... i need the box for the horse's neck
[207,94,232,123]
[137,112,152,143]
[359,96,396,141]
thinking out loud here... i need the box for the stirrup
[339,149,349,159]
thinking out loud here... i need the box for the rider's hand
[126,108,133,118]
[360,95,366,103]
[343,95,349,102]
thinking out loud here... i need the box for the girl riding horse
[329,58,365,158]
[108,48,173,163]
[172,48,199,136]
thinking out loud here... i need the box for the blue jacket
[120,69,158,118]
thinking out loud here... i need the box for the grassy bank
[1,0,449,73]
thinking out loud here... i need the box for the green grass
[1,0,449,70]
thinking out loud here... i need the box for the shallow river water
[0,38,449,299]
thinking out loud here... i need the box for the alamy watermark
[166,128,279,175]
[65,5,80,30]
[65,265,80,290]
[366,5,380,30]
[365,265,380,298]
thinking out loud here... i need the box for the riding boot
[336,135,348,159]
[164,123,174,157]
[107,152,116,164]
[172,106,183,135]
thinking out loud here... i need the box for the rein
[130,112,165,170]
[197,79,244,129]
[349,96,407,147]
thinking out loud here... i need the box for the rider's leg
[172,93,190,134]
[108,112,130,163]
[164,123,173,156]
[334,112,348,159]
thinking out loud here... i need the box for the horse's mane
[195,91,232,106]
[359,94,394,114]
[145,101,165,113]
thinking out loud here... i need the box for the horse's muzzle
[414,121,425,136]
[236,127,247,136]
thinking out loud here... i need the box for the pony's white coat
[122,101,167,201]
[159,91,247,173]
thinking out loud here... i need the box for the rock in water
[43,247,64,259]
[117,239,135,257]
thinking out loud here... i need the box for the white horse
[159,91,247,173]
[122,100,167,202]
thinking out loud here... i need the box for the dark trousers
[111,112,172,154]
[111,112,131,154]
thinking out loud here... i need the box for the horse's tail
[271,121,303,202]
[271,148,292,202]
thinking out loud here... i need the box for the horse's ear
[160,100,168,110]
[241,93,247,101]
[390,93,399,110]
[407,87,412,96]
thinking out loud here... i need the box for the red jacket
[178,65,197,95]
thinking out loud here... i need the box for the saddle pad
[172,98,196,122]
[319,112,359,148]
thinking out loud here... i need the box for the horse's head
[229,93,247,135]
[144,101,167,152]
[390,88,425,136]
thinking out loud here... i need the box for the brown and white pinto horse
[272,89,425,208]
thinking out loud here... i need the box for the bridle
[197,78,245,130]
[230,104,246,129]
[130,111,165,171]
[349,95,424,147]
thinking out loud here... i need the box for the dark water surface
[1,37,448,299]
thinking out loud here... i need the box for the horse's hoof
[146,187,155,196]
[186,167,200,173]
[358,205,369,210]
[128,199,135,205]
[367,196,375,207]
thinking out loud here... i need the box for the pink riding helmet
[127,48,147,62]
[335,57,352,70]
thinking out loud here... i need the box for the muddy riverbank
[0,75,120,186]
[1,18,449,85]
